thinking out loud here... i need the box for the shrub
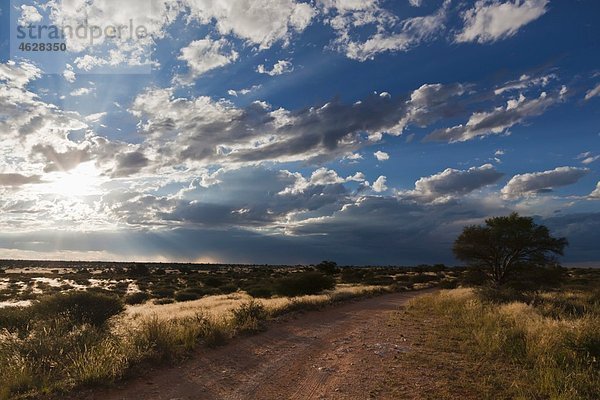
[126,264,150,277]
[438,279,458,289]
[218,283,238,294]
[315,261,339,275]
[340,268,366,283]
[151,287,176,298]
[231,300,268,334]
[275,271,335,297]
[203,276,225,287]
[409,274,438,284]
[174,290,200,302]
[154,298,174,305]
[245,284,274,298]
[33,291,124,327]
[124,291,150,305]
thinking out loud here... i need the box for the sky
[0,0,598,265]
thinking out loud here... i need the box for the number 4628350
[18,42,67,52]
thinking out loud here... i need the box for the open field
[1,261,598,399]
[0,260,447,399]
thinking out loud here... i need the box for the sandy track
[80,290,435,400]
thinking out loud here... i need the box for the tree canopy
[453,213,568,284]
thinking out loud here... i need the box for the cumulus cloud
[257,60,294,76]
[280,167,365,195]
[31,145,93,173]
[184,0,316,49]
[501,167,590,199]
[63,64,76,83]
[372,176,388,192]
[374,151,389,161]
[70,87,95,97]
[393,83,466,135]
[107,167,350,228]
[18,5,42,25]
[403,164,504,203]
[130,86,417,165]
[111,151,150,178]
[456,0,549,44]
[175,37,239,84]
[0,61,41,88]
[584,83,600,101]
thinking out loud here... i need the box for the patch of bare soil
[76,290,492,400]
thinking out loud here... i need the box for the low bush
[275,271,335,297]
[245,284,274,298]
[409,274,438,284]
[124,291,150,305]
[231,300,268,334]
[438,279,458,289]
[32,291,123,328]
[174,290,201,302]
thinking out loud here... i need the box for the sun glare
[45,162,104,197]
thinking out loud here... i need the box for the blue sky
[0,0,598,265]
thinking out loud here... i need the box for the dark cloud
[425,90,562,142]
[111,151,150,177]
[0,173,42,186]
[403,164,504,202]
[501,166,589,199]
[31,144,92,173]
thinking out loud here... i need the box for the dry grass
[0,284,394,399]
[408,288,600,400]
[123,284,388,322]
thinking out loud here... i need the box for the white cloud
[372,176,388,192]
[85,112,107,123]
[280,167,365,195]
[174,37,239,85]
[335,1,450,61]
[501,166,589,199]
[74,55,108,71]
[589,182,600,199]
[228,85,262,97]
[184,0,316,49]
[257,60,294,76]
[456,0,548,44]
[404,164,504,203]
[70,87,95,97]
[62,64,76,83]
[18,5,42,25]
[576,152,599,165]
[0,61,41,88]
[584,83,600,101]
[494,73,555,95]
[374,151,389,161]
[425,91,562,142]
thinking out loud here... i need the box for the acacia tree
[453,213,568,284]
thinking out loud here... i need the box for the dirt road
[81,290,437,400]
